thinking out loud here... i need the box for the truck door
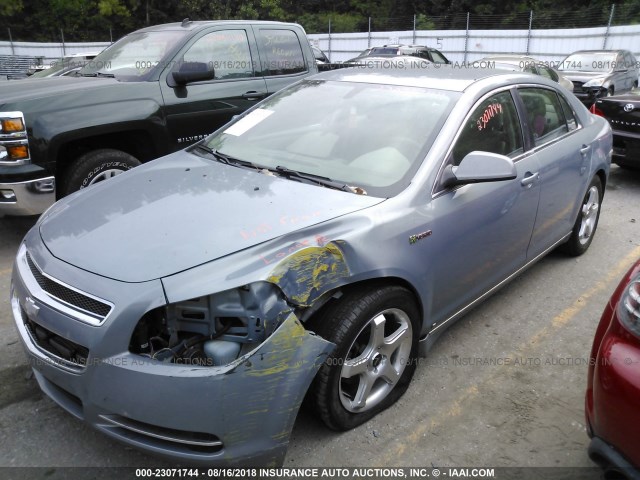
[159,27,268,151]
[252,26,315,95]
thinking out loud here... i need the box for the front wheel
[308,285,419,431]
[561,176,602,256]
[62,149,141,196]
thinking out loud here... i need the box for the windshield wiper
[274,166,363,193]
[192,144,259,170]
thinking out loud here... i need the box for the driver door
[425,89,541,324]
[159,27,268,151]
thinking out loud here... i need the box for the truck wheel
[63,149,141,195]
[307,285,419,431]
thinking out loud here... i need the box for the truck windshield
[204,79,458,198]
[79,31,188,81]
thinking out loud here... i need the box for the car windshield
[30,61,68,77]
[558,53,617,72]
[31,57,89,77]
[204,79,458,197]
[79,30,188,81]
[370,47,399,55]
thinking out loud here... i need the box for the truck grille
[26,252,112,319]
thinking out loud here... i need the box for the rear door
[252,26,314,94]
[159,26,268,151]
[517,87,590,258]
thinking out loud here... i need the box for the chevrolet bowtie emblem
[24,296,40,318]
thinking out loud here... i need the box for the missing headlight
[129,282,292,366]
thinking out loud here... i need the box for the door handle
[242,91,267,100]
[520,171,539,188]
[580,145,591,156]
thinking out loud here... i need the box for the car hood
[558,70,610,82]
[38,152,383,283]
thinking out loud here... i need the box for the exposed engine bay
[129,282,293,366]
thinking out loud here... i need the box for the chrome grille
[26,252,112,319]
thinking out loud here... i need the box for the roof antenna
[181,18,191,27]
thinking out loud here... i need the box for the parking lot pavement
[0,166,639,470]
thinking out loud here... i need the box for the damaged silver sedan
[11,67,611,465]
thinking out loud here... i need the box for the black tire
[307,285,419,431]
[63,149,141,196]
[561,176,602,256]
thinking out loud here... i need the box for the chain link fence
[305,4,638,34]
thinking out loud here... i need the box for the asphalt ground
[0,165,638,478]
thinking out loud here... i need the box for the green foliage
[2,0,640,41]
[0,0,23,16]
[415,13,435,30]
[98,0,130,17]
[298,12,363,33]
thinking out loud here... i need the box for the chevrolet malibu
[11,67,612,466]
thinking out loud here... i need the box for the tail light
[589,103,605,117]
[619,274,640,337]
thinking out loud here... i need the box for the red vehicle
[586,258,640,479]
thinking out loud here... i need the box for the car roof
[134,19,301,33]
[570,49,626,54]
[482,55,538,63]
[314,65,541,92]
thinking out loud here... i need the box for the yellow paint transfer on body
[267,243,350,306]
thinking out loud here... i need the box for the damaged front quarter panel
[266,243,350,307]
[221,312,334,463]
[93,312,334,467]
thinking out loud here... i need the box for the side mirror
[171,61,215,86]
[441,151,517,189]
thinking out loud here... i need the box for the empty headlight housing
[129,282,292,366]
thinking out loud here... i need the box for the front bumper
[11,231,333,466]
[0,176,55,216]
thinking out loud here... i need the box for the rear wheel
[561,176,602,256]
[62,148,141,196]
[308,285,419,430]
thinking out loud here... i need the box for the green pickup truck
[0,19,318,216]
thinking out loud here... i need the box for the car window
[370,47,399,55]
[519,88,569,146]
[538,65,559,82]
[183,30,254,80]
[256,29,307,76]
[450,90,523,166]
[624,51,636,69]
[430,50,448,64]
[524,64,537,74]
[558,94,579,131]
